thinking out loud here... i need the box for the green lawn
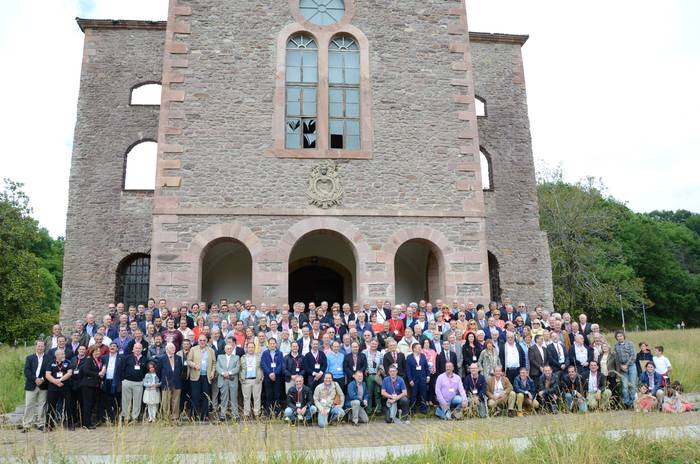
[0,345,30,414]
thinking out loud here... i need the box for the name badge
[271,362,276,368]
[119,350,124,354]
[295,367,300,372]
[472,356,477,361]
[448,388,454,393]
[134,365,141,370]
[416,366,422,371]
[74,369,80,374]
[336,366,342,371]
[394,330,399,335]
[472,389,478,394]
[56,372,63,379]
[315,363,320,369]
[296,402,302,408]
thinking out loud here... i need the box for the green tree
[0,179,60,343]
[537,170,646,325]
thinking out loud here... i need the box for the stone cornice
[74,18,529,46]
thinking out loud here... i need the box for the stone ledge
[152,207,486,218]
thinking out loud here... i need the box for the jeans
[385,397,409,422]
[620,365,638,407]
[564,392,587,413]
[317,406,344,427]
[436,395,463,418]
[284,405,317,421]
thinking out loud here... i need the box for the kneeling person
[583,360,611,411]
[285,375,316,424]
[435,362,468,420]
[381,365,410,424]
[486,366,516,416]
[345,370,370,425]
[514,367,539,416]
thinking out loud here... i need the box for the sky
[0,0,698,238]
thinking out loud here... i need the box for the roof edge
[469,32,529,45]
[76,18,167,33]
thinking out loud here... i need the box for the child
[652,346,672,386]
[634,384,658,413]
[143,361,161,422]
[662,381,692,414]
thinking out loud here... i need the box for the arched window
[329,35,360,150]
[124,140,157,190]
[115,254,150,308]
[286,34,318,149]
[299,0,345,26]
[480,149,493,191]
[475,95,486,117]
[130,83,161,105]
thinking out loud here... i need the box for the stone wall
[471,40,554,308]
[60,26,164,324]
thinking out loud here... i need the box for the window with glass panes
[286,34,318,149]
[328,35,360,150]
[115,254,150,308]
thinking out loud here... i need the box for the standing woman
[462,332,481,373]
[406,343,429,414]
[421,339,437,406]
[477,339,501,377]
[81,347,102,429]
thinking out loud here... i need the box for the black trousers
[263,375,285,414]
[68,388,82,427]
[190,375,210,421]
[47,389,69,428]
[81,386,99,427]
[99,380,120,422]
[505,367,519,385]
[180,379,192,418]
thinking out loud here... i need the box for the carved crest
[307,161,343,209]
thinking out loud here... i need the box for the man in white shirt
[501,333,523,385]
[653,346,672,379]
[22,340,47,432]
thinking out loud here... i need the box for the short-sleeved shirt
[47,360,72,392]
[653,356,671,374]
[381,375,406,395]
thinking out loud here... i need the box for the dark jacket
[343,352,368,381]
[640,371,664,394]
[283,353,306,382]
[437,350,458,376]
[382,350,406,378]
[568,344,594,371]
[100,353,123,394]
[119,354,148,382]
[513,376,537,396]
[80,356,103,388]
[125,338,149,356]
[537,372,560,397]
[463,373,487,401]
[528,344,547,378]
[546,342,570,372]
[69,356,88,391]
[345,380,369,408]
[559,373,584,395]
[582,370,607,392]
[302,350,327,381]
[286,383,314,409]
[156,353,183,390]
[24,353,48,391]
[462,344,482,371]
[498,341,526,369]
[405,353,429,385]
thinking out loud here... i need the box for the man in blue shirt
[326,341,346,391]
[261,338,285,416]
[381,365,409,424]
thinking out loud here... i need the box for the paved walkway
[2,410,699,460]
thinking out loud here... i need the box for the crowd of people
[20,297,693,432]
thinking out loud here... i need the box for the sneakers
[444,410,452,420]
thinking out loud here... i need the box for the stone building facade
[61,0,553,323]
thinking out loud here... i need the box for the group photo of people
[21,296,693,432]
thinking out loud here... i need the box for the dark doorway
[488,251,502,303]
[289,265,344,306]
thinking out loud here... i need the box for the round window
[299,0,345,26]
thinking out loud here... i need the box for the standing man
[157,342,183,421]
[119,342,147,422]
[240,341,263,419]
[216,343,240,421]
[22,340,48,432]
[188,335,216,421]
[303,339,327,390]
[527,334,547,383]
[613,330,637,409]
[261,337,284,417]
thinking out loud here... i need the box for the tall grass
[0,345,30,414]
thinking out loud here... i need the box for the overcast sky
[0,0,698,238]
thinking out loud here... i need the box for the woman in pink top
[422,338,438,407]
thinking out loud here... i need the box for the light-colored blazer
[187,345,216,382]
[216,353,240,384]
[239,352,263,383]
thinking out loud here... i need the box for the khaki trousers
[515,393,540,412]
[160,388,181,420]
[488,391,516,412]
[22,387,47,428]
[241,378,262,418]
[586,388,613,411]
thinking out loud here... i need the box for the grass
[0,345,31,414]
[607,328,700,391]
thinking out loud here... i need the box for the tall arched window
[115,254,150,308]
[124,140,157,190]
[130,83,162,105]
[286,34,318,149]
[329,35,360,150]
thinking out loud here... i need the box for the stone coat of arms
[307,161,343,209]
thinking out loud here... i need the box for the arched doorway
[488,251,502,303]
[201,239,252,306]
[394,239,444,305]
[288,230,356,305]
